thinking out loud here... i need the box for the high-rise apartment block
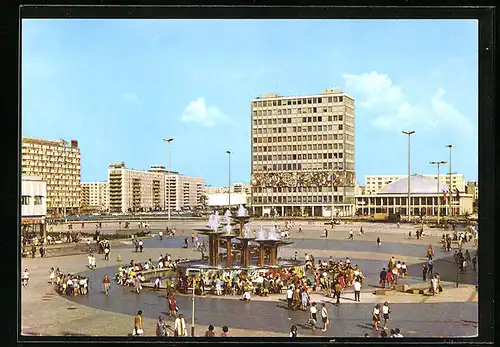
[250,90,356,217]
[108,162,204,213]
[21,137,81,215]
[81,181,109,213]
[365,174,466,195]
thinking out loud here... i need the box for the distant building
[207,192,248,207]
[21,137,81,215]
[365,174,466,195]
[81,181,109,213]
[108,162,204,213]
[356,175,473,217]
[21,176,47,238]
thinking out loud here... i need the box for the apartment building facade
[108,163,204,213]
[21,137,81,216]
[250,90,356,217]
[81,181,109,213]
[21,176,47,237]
[365,174,466,195]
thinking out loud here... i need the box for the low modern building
[355,175,473,217]
[207,192,248,207]
[21,176,47,237]
[365,174,466,195]
[81,181,109,213]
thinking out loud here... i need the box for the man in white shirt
[321,303,329,331]
[349,230,354,240]
[174,313,187,336]
[309,303,318,331]
[286,286,293,310]
[354,279,361,302]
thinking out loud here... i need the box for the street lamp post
[226,151,231,211]
[446,145,455,216]
[429,161,448,225]
[402,131,415,221]
[163,138,174,221]
[187,268,199,336]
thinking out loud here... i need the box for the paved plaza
[21,220,478,338]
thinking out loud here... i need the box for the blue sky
[22,19,478,186]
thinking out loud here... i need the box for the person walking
[139,239,144,253]
[91,254,96,270]
[31,244,36,258]
[472,255,477,271]
[422,263,428,281]
[102,274,111,295]
[401,262,408,278]
[386,269,393,289]
[427,245,434,260]
[134,310,144,336]
[309,302,318,331]
[159,230,163,241]
[334,281,342,305]
[49,267,55,285]
[379,268,387,288]
[134,238,139,253]
[22,269,30,287]
[174,313,187,336]
[324,228,328,238]
[134,276,142,294]
[430,274,438,296]
[382,302,391,330]
[372,304,381,331]
[353,278,361,302]
[104,246,110,261]
[39,245,45,258]
[349,230,354,240]
[286,286,293,310]
[427,258,434,276]
[156,316,167,336]
[465,250,471,264]
[301,289,308,311]
[321,303,329,331]
[377,237,381,248]
[168,293,178,318]
[290,325,298,337]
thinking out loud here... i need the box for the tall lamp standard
[429,161,448,225]
[402,131,416,221]
[163,138,174,221]
[445,145,455,216]
[226,151,231,211]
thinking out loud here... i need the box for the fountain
[177,209,299,273]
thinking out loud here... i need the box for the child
[22,269,30,287]
[401,262,408,278]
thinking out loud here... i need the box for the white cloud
[342,71,404,109]
[343,72,474,135]
[180,97,230,127]
[122,92,139,103]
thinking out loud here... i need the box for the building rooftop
[380,175,450,195]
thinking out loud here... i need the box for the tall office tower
[21,137,81,216]
[250,90,356,217]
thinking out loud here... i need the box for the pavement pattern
[22,220,478,337]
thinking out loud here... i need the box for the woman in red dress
[339,273,346,293]
[386,269,393,289]
[168,293,178,318]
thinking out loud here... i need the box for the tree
[199,194,208,209]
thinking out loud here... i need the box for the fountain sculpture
[178,206,298,272]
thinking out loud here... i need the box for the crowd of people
[379,256,408,289]
[51,267,90,296]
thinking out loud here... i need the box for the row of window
[253,96,344,107]
[252,195,344,204]
[253,161,352,171]
[253,152,344,162]
[253,142,344,153]
[253,106,349,117]
[21,195,44,205]
[253,124,345,135]
[253,114,350,124]
[253,186,339,193]
[253,132,355,144]
[358,197,447,205]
